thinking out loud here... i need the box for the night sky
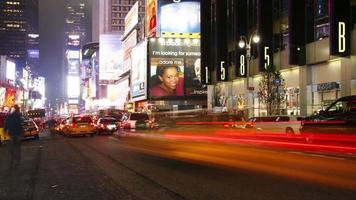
[39,0,65,105]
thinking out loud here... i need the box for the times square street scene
[1,0,356,199]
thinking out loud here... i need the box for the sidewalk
[0,142,41,199]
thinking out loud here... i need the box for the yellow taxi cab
[62,115,96,137]
[0,112,10,145]
[22,119,40,139]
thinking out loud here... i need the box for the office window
[315,0,329,40]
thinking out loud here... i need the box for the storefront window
[310,82,340,114]
[285,87,299,115]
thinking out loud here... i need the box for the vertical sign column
[329,0,351,57]
[289,0,306,66]
[201,0,211,84]
[236,0,247,77]
[216,0,228,81]
[258,0,273,72]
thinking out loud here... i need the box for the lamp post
[238,31,260,118]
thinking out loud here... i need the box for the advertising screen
[68,60,80,75]
[158,0,200,38]
[99,34,123,84]
[131,41,147,100]
[6,60,16,81]
[27,49,39,59]
[4,88,16,107]
[67,76,80,98]
[67,50,80,59]
[124,1,139,36]
[146,0,157,37]
[148,38,206,99]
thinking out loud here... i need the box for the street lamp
[238,31,260,118]
[238,31,260,63]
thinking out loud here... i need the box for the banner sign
[258,0,273,71]
[329,0,351,57]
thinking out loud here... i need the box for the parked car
[120,112,157,129]
[96,117,119,135]
[62,116,96,137]
[22,118,39,139]
[248,115,301,136]
[300,95,356,136]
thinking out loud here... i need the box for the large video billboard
[148,38,206,99]
[131,41,147,101]
[158,0,200,38]
[99,34,123,84]
[67,76,80,98]
[6,60,16,81]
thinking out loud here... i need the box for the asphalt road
[1,129,356,200]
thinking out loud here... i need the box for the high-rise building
[92,0,145,41]
[0,0,39,70]
[63,0,91,114]
[65,0,89,45]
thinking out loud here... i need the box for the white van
[248,115,301,136]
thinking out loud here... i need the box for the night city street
[1,0,356,199]
[1,127,356,200]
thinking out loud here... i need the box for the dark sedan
[300,95,356,143]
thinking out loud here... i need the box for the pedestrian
[4,104,24,168]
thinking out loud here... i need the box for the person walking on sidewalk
[4,105,24,168]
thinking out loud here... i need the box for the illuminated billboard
[146,0,157,37]
[67,76,80,98]
[4,88,16,107]
[27,49,39,59]
[6,60,16,81]
[148,38,206,99]
[67,50,80,59]
[68,60,80,74]
[131,41,147,100]
[124,1,139,37]
[158,0,200,38]
[99,34,123,84]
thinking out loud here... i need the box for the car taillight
[100,123,105,128]
[70,123,75,127]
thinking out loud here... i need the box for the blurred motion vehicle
[300,95,356,136]
[27,109,46,131]
[248,115,301,136]
[96,117,119,135]
[0,112,10,145]
[53,118,66,134]
[22,118,39,139]
[62,116,95,137]
[120,112,157,129]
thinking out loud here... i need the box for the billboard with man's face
[148,38,206,99]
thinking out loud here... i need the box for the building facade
[92,0,145,41]
[63,0,91,114]
[202,0,356,117]
[0,0,39,70]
